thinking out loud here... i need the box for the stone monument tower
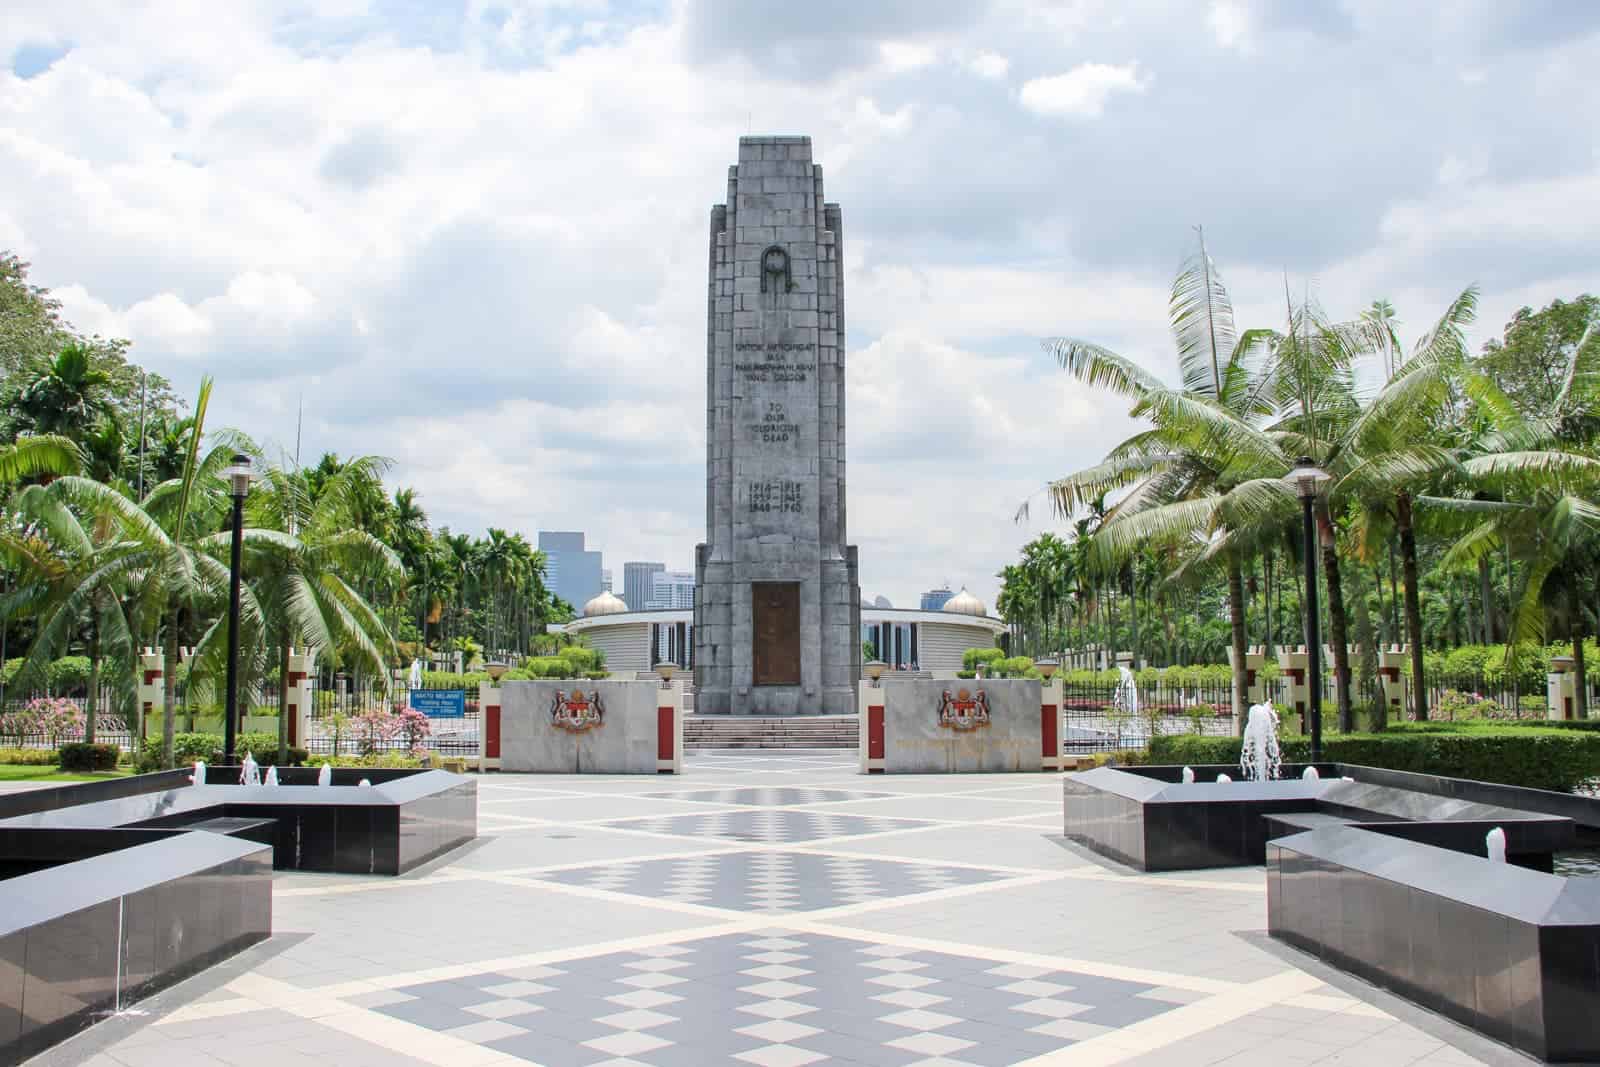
[694,136,861,716]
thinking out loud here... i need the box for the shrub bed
[134,732,222,773]
[1148,727,1600,793]
[0,747,59,766]
[58,742,120,772]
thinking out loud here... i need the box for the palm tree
[49,378,243,766]
[1424,451,1600,716]
[1032,230,1277,722]
[220,456,403,761]
[12,344,112,438]
[1,480,138,743]
[1341,287,1482,720]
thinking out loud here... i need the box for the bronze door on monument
[752,582,801,686]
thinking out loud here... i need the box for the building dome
[582,591,629,617]
[942,587,986,617]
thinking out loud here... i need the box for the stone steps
[683,715,859,750]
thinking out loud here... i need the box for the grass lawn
[0,764,131,782]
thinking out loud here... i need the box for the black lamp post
[222,454,253,762]
[1285,456,1332,764]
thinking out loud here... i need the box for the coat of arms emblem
[550,688,605,732]
[937,688,990,730]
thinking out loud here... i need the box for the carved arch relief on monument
[759,244,794,293]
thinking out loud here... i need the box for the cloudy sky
[4,1,1598,610]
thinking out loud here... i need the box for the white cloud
[1018,62,1150,119]
[879,40,938,73]
[968,51,1009,79]
[4,1,1599,609]
[1208,2,1252,51]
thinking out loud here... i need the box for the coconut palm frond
[0,434,83,483]
[1170,243,1238,398]
[1041,338,1165,399]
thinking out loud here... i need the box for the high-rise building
[920,586,955,611]
[538,531,604,610]
[602,569,613,593]
[647,571,695,610]
[623,562,665,613]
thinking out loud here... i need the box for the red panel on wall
[1040,704,1058,758]
[287,704,297,745]
[867,706,884,760]
[486,705,501,758]
[658,707,675,761]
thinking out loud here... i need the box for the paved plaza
[45,752,1516,1067]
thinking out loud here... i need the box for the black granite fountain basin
[1270,827,1600,1061]
[0,831,272,1066]
[1063,765,1577,871]
[0,767,477,875]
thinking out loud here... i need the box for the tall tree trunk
[1130,572,1140,666]
[276,632,291,763]
[1387,538,1402,645]
[1478,557,1495,645]
[1227,559,1247,735]
[85,624,100,746]
[1317,502,1354,733]
[1572,587,1590,720]
[162,608,179,768]
[1396,493,1428,721]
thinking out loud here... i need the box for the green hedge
[133,731,307,772]
[1147,726,1600,793]
[134,732,222,773]
[58,742,119,772]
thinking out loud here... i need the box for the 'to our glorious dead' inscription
[744,401,800,444]
[734,342,816,382]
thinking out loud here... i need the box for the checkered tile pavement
[365,930,1186,1066]
[641,787,892,806]
[608,808,923,843]
[539,851,1006,912]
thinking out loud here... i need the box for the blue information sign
[410,688,466,718]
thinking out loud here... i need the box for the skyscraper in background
[602,569,613,593]
[538,531,604,610]
[623,562,665,612]
[647,571,696,610]
[920,585,955,611]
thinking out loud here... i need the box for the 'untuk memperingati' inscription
[734,342,816,382]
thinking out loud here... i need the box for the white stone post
[1229,645,1269,705]
[1040,675,1064,771]
[286,648,316,749]
[1549,656,1578,721]
[656,680,684,774]
[859,681,885,773]
[478,679,501,772]
[1377,645,1408,717]
[136,647,164,744]
[1279,646,1310,732]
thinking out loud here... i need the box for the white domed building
[557,584,1004,681]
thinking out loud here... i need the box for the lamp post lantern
[1284,457,1332,764]
[222,454,253,763]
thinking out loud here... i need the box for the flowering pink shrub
[0,697,84,744]
[351,707,399,755]
[393,707,432,756]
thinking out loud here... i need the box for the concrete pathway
[41,751,1517,1067]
